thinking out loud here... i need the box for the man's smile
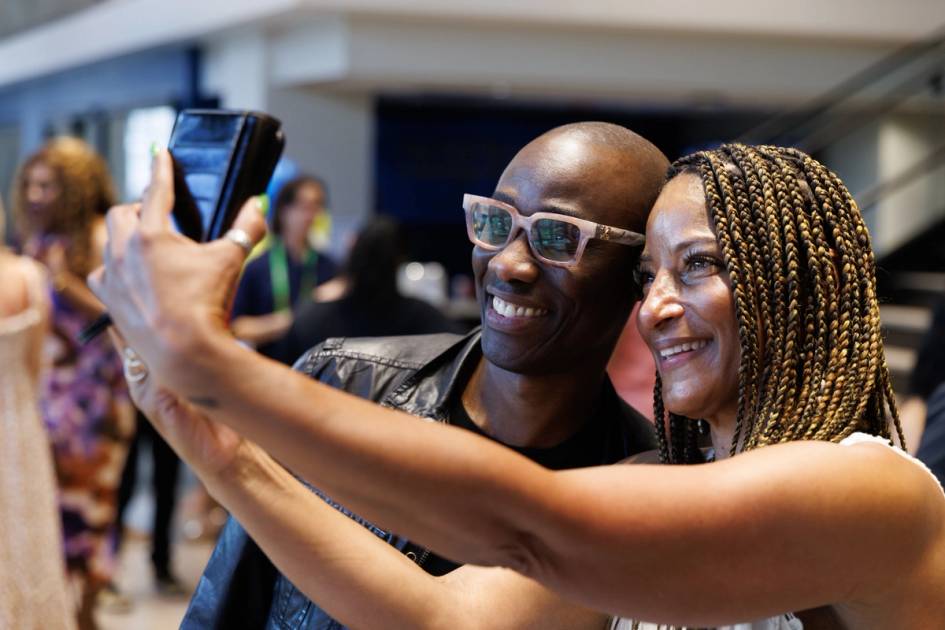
[490,294,549,319]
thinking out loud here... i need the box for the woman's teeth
[659,340,708,359]
[492,295,547,318]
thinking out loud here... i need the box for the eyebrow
[638,236,719,263]
[490,191,582,219]
[672,236,719,252]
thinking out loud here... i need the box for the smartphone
[168,109,285,241]
[78,109,285,344]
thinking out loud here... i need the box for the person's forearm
[206,444,466,630]
[54,270,105,319]
[170,332,563,576]
[230,312,292,346]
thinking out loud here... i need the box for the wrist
[203,440,278,504]
[157,315,244,395]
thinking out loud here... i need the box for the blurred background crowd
[1,1,945,628]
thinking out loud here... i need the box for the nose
[489,231,540,284]
[26,182,45,205]
[637,270,685,333]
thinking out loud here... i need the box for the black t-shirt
[448,390,620,471]
[418,390,626,576]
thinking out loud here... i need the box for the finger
[212,195,268,266]
[108,328,149,407]
[104,203,140,236]
[104,203,142,261]
[104,328,187,447]
[141,149,175,231]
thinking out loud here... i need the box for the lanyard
[269,238,318,312]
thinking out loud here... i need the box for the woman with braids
[93,143,944,629]
[13,137,133,630]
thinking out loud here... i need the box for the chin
[484,349,549,375]
[481,340,563,376]
[661,390,710,420]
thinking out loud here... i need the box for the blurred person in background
[231,175,339,360]
[279,215,464,365]
[0,201,75,629]
[12,137,133,630]
[114,407,187,597]
[900,293,945,485]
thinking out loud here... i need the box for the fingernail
[256,194,270,216]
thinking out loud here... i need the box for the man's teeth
[492,295,547,318]
[660,340,709,359]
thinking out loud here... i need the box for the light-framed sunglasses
[462,194,645,268]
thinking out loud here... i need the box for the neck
[705,413,738,460]
[461,357,607,448]
[281,235,308,262]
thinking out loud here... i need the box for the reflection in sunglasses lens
[532,219,580,261]
[473,204,513,245]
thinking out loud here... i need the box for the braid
[700,155,760,456]
[652,372,671,464]
[652,143,903,461]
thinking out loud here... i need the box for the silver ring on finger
[224,228,254,255]
[122,347,149,383]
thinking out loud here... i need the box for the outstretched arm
[127,377,605,630]
[162,339,945,625]
[216,445,606,630]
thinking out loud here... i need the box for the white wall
[203,29,269,112]
[873,114,945,254]
[4,0,945,90]
[338,16,893,106]
[266,87,375,258]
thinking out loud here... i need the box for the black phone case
[168,110,285,242]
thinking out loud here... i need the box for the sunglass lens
[531,219,581,262]
[471,202,513,246]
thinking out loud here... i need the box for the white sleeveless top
[610,432,943,630]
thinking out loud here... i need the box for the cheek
[706,286,741,401]
[471,249,490,275]
[471,249,493,293]
[574,251,635,301]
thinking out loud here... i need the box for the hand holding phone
[79,109,285,343]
